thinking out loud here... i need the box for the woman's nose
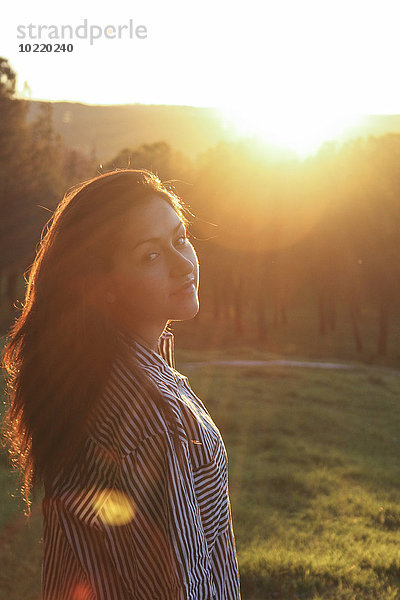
[169,246,195,276]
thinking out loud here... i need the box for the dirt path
[181,358,400,376]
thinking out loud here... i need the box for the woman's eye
[143,252,159,262]
[142,235,189,262]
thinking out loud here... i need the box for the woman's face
[107,195,199,345]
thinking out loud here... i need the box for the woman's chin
[169,298,199,321]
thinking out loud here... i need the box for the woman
[1,169,241,599]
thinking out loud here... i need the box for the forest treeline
[25,99,233,161]
[1,57,400,362]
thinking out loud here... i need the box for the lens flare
[92,489,135,526]
[72,583,92,600]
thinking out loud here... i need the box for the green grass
[1,357,400,599]
[188,363,400,599]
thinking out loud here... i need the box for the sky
[2,0,400,156]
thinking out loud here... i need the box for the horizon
[22,98,400,160]
[3,0,400,160]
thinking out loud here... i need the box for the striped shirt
[42,329,241,599]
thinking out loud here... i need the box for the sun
[218,105,363,159]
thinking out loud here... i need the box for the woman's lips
[171,282,196,295]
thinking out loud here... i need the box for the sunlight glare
[219,106,363,158]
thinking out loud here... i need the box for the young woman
[1,169,241,599]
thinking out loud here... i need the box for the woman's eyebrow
[132,221,185,250]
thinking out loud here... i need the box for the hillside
[25,101,238,162]
[25,101,400,165]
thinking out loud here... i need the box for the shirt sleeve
[50,430,216,600]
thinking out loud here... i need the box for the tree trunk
[213,281,220,321]
[349,300,363,352]
[257,291,267,342]
[222,273,231,321]
[273,301,279,328]
[318,292,326,336]
[232,274,243,335]
[280,302,287,325]
[377,304,389,356]
[328,299,336,332]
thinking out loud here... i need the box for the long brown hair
[1,169,191,516]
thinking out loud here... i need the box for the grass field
[1,350,400,599]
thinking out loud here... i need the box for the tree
[0,60,69,323]
[103,141,194,190]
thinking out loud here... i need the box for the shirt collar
[117,328,176,371]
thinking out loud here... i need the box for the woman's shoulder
[87,354,172,458]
